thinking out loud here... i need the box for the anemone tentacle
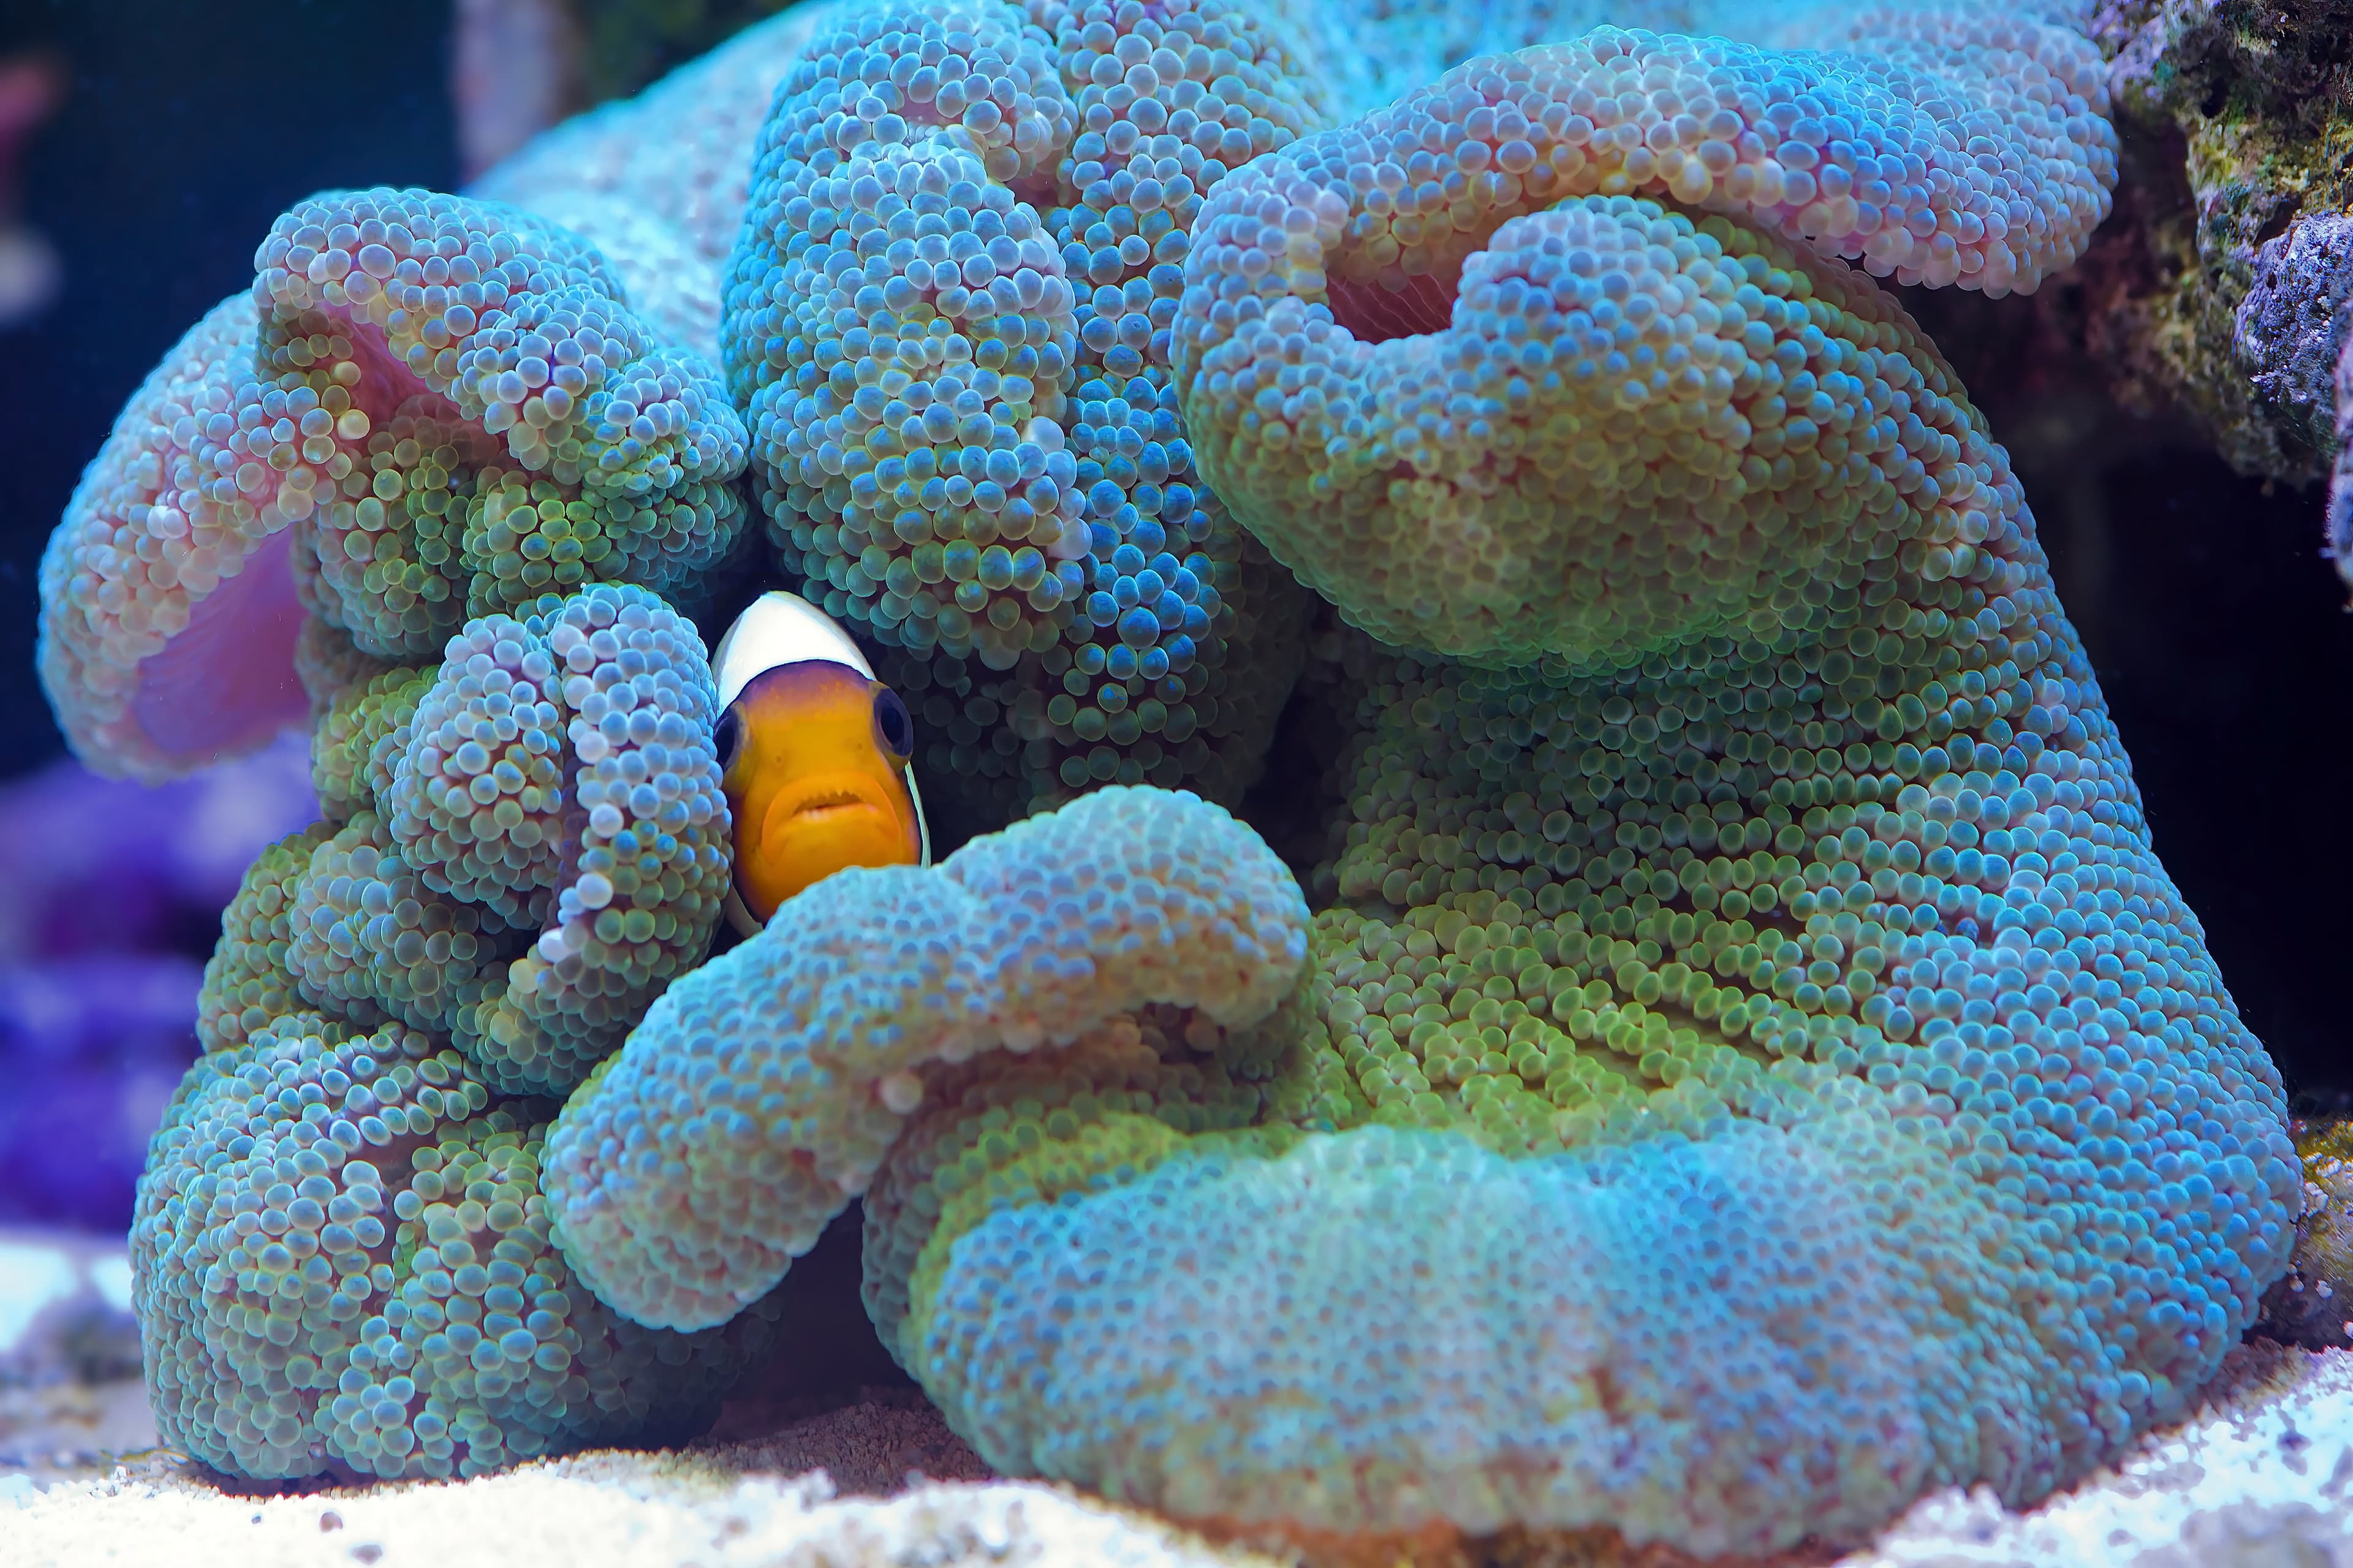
[39,189,751,779]
[194,584,731,1100]
[540,784,1307,1331]
[663,14,2282,1559]
[1175,19,2113,661]
[722,0,1331,822]
[133,1012,779,1482]
[75,3,2303,1551]
[815,36,2286,1551]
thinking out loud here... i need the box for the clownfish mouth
[740,768,923,918]
[781,784,877,820]
[778,798,896,845]
[765,778,905,841]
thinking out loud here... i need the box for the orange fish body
[709,593,928,934]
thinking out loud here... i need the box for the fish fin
[907,765,933,867]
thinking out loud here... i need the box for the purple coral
[2330,290,2353,589]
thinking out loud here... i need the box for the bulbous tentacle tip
[721,0,1336,820]
[133,1012,782,1481]
[39,188,752,783]
[1172,7,2121,666]
[539,784,1306,1332]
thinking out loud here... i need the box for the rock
[0,1230,138,1388]
[2031,2,2353,486]
[0,1229,154,1482]
[1841,1342,2353,1567]
[2256,1119,2353,1352]
[2235,214,2353,464]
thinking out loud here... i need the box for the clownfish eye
[714,708,743,773]
[872,686,914,761]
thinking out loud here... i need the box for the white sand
[1840,1340,2353,1567]
[7,1344,2351,1566]
[4,1399,1279,1568]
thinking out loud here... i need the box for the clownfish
[708,591,931,937]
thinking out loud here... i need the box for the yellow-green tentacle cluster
[1175,15,2113,662]
[37,188,751,781]
[539,786,1308,1331]
[78,164,773,1494]
[132,1012,779,1481]
[313,667,433,824]
[882,579,2297,1554]
[199,820,345,1054]
[259,189,750,654]
[722,0,1329,819]
[191,583,731,1105]
[79,4,2303,1550]
[771,21,2285,1561]
[154,582,740,1477]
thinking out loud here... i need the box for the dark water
[1909,278,2353,1117]
[0,0,458,774]
[2091,446,2353,1116]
